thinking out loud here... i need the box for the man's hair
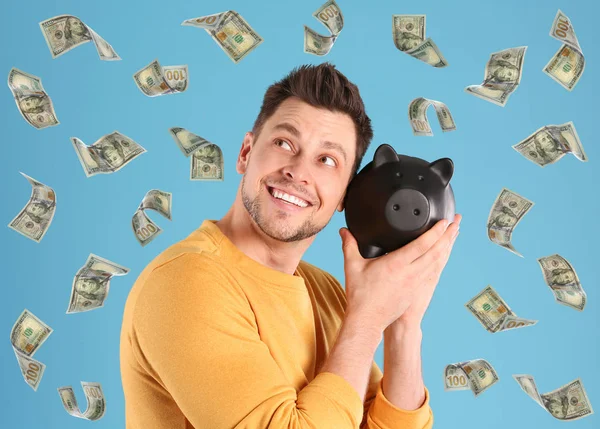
[251,62,373,183]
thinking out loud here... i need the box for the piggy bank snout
[386,188,430,232]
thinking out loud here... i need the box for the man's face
[238,96,356,243]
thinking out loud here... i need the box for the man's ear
[336,189,346,212]
[236,131,254,174]
[337,172,354,212]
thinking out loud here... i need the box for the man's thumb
[339,227,359,261]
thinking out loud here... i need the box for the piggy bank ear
[428,158,454,187]
[373,144,399,168]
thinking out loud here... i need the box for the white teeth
[270,188,309,207]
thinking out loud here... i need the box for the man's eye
[275,139,291,150]
[321,156,336,167]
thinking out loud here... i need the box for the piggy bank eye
[418,175,424,181]
[396,172,402,178]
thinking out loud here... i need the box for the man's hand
[340,214,461,334]
[390,214,461,332]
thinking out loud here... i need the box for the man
[120,62,458,428]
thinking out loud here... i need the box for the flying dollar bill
[543,10,584,91]
[444,359,499,397]
[486,188,534,257]
[465,285,537,333]
[39,15,120,60]
[191,143,225,181]
[71,131,146,177]
[408,97,456,136]
[10,309,53,391]
[304,0,344,56]
[392,15,448,68]
[169,127,212,157]
[512,122,587,167]
[513,375,594,421]
[537,254,586,311]
[133,59,188,97]
[169,127,224,180]
[7,68,59,129]
[182,11,263,63]
[132,190,172,246]
[66,254,129,314]
[465,46,527,106]
[58,382,106,421]
[8,172,56,243]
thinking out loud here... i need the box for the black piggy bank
[343,143,456,259]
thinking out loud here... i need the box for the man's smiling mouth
[267,186,312,208]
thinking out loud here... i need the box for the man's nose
[282,158,312,184]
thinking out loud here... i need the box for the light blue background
[1,0,598,427]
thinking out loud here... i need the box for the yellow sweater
[120,219,433,428]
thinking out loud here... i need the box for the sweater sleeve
[360,361,433,429]
[130,253,365,428]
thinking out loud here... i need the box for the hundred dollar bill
[169,127,212,157]
[8,172,56,243]
[512,122,587,166]
[408,97,456,136]
[10,309,53,391]
[66,254,129,314]
[7,68,59,129]
[132,189,172,246]
[133,59,188,97]
[465,285,537,333]
[191,143,225,181]
[465,46,527,106]
[486,188,534,257]
[444,359,499,396]
[537,254,586,311]
[39,15,120,60]
[304,0,344,56]
[182,11,263,63]
[543,10,584,91]
[513,375,594,420]
[71,131,146,177]
[392,15,448,68]
[58,382,106,421]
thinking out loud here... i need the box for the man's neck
[215,209,313,276]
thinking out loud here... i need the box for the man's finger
[381,215,458,267]
[412,217,460,272]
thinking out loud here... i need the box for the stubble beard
[240,174,326,243]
